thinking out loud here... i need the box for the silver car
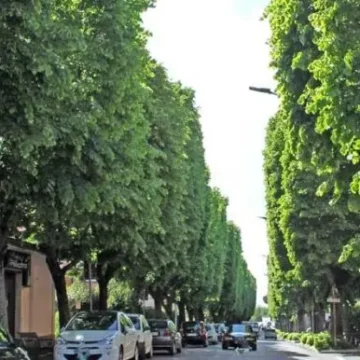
[148,319,182,355]
[205,324,218,345]
[127,314,153,359]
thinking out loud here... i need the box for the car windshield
[205,325,212,331]
[228,324,251,333]
[66,312,118,331]
[129,316,140,331]
[148,320,168,330]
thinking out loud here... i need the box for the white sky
[143,0,279,305]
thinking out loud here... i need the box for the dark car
[148,319,182,355]
[243,321,260,338]
[222,323,257,351]
[181,321,208,347]
[0,327,30,360]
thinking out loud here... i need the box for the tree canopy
[0,0,256,329]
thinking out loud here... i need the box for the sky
[143,0,279,306]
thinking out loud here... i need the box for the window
[66,312,118,331]
[129,316,141,331]
[142,317,149,331]
[148,320,168,330]
[123,314,135,329]
[227,324,251,333]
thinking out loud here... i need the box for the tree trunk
[152,289,163,318]
[0,226,9,330]
[0,261,8,331]
[98,277,109,311]
[178,299,185,327]
[187,307,195,321]
[46,254,71,328]
[198,306,205,322]
[96,258,117,311]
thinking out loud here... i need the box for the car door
[120,314,132,359]
[141,316,152,354]
[124,314,137,358]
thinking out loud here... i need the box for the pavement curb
[281,339,360,356]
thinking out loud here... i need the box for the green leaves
[266,0,360,322]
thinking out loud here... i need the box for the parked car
[147,319,182,355]
[264,328,277,340]
[222,323,257,351]
[205,324,218,345]
[181,321,208,347]
[54,311,139,360]
[0,326,30,360]
[127,314,153,359]
[217,323,227,342]
[242,321,260,338]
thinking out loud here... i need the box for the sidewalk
[279,339,360,360]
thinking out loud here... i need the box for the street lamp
[258,216,267,220]
[249,86,277,96]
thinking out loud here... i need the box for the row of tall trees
[264,0,360,333]
[0,0,256,329]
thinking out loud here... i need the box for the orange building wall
[19,250,55,337]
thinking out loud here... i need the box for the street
[153,340,348,360]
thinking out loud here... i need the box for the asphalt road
[153,340,350,360]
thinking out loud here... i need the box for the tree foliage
[265,0,360,330]
[0,0,257,329]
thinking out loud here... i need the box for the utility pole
[88,261,93,311]
[249,86,277,96]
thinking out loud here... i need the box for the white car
[54,311,139,360]
[205,324,218,345]
[127,314,153,358]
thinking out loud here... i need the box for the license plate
[187,333,196,337]
[152,332,159,336]
[225,336,232,340]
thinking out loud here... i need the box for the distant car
[181,321,208,347]
[127,314,153,359]
[205,324,218,345]
[0,326,30,360]
[217,323,227,342]
[148,319,182,355]
[222,323,257,351]
[54,311,139,360]
[264,328,277,340]
[243,321,260,338]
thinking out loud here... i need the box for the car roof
[76,310,118,315]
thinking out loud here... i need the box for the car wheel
[133,344,139,360]
[146,346,153,359]
[222,343,228,350]
[119,346,124,360]
[251,344,257,351]
[169,342,176,355]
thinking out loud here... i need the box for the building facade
[4,241,55,338]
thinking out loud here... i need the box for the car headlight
[56,337,67,346]
[99,334,116,345]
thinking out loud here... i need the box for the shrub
[306,335,314,347]
[300,333,308,344]
[291,333,301,342]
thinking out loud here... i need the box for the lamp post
[249,86,277,96]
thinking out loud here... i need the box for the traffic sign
[327,297,340,303]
